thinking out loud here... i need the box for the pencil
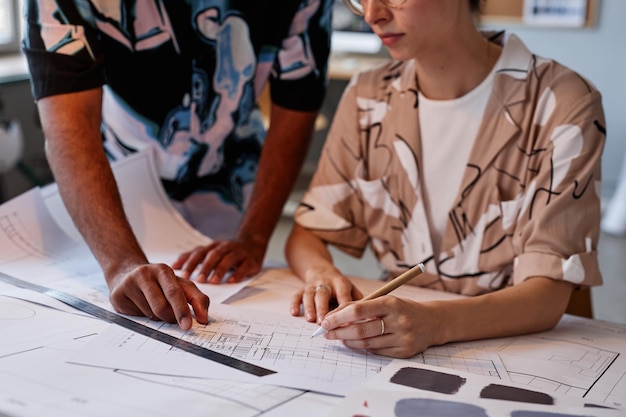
[310,262,425,338]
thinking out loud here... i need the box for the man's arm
[173,104,319,283]
[38,88,209,330]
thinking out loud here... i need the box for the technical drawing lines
[497,336,619,396]
[419,343,504,379]
[113,305,391,383]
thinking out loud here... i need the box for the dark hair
[469,0,483,14]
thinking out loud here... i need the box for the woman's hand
[290,268,363,324]
[319,296,439,358]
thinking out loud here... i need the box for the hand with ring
[318,296,439,358]
[290,268,362,324]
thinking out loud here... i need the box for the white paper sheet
[0,306,308,417]
[0,150,334,417]
[0,295,103,358]
[69,269,626,405]
[40,149,212,264]
[68,302,392,395]
[326,360,623,417]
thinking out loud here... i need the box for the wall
[0,78,52,203]
[482,0,626,196]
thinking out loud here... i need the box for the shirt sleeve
[269,0,331,112]
[294,74,371,258]
[511,70,605,289]
[22,0,105,100]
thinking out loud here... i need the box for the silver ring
[380,318,385,336]
[315,284,331,293]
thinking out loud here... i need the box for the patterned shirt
[295,33,605,295]
[23,0,331,237]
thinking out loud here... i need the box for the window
[0,0,23,54]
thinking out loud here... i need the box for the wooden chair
[565,288,593,318]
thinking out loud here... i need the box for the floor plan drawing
[73,303,391,395]
[411,316,626,408]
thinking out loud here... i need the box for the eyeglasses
[342,0,408,16]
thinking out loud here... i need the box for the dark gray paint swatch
[390,367,466,394]
[480,383,555,405]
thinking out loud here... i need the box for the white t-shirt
[419,61,500,257]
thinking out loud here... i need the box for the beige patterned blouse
[295,33,606,295]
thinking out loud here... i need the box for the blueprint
[0,150,323,416]
[69,302,391,395]
[68,292,626,407]
[0,304,309,417]
[415,315,626,409]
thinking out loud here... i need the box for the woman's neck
[415,33,501,101]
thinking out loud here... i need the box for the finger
[152,265,194,328]
[290,289,305,316]
[181,248,211,278]
[133,287,176,324]
[334,280,357,306]
[196,243,234,283]
[207,250,246,284]
[181,280,210,325]
[352,286,364,300]
[326,317,383,341]
[114,270,175,323]
[320,300,373,332]
[227,258,261,283]
[302,285,318,322]
[314,286,333,324]
[112,293,148,318]
[170,251,191,271]
[365,346,412,359]
[340,334,398,353]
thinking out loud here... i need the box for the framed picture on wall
[522,0,588,27]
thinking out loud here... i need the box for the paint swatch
[510,411,594,417]
[395,398,488,417]
[390,367,466,394]
[480,383,555,405]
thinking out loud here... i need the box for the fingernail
[179,270,189,279]
[180,317,191,330]
[196,273,205,282]
[306,313,314,321]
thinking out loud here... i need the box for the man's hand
[107,263,210,331]
[172,237,266,284]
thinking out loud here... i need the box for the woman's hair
[469,0,483,14]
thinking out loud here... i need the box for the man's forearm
[38,90,148,283]
[237,105,318,244]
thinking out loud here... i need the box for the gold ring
[380,318,385,335]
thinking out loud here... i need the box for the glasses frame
[342,0,408,16]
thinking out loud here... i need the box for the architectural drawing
[78,303,391,395]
